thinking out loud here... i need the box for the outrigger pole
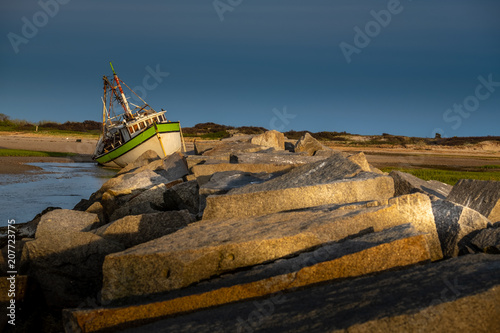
[109,62,134,120]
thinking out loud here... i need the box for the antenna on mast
[109,62,133,120]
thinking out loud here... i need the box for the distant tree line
[1,114,498,145]
[0,113,101,133]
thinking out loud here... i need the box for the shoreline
[0,156,95,175]
[1,132,499,175]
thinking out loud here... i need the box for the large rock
[117,150,160,175]
[203,173,393,220]
[202,141,267,159]
[99,153,187,199]
[230,152,330,165]
[65,224,431,332]
[35,209,101,238]
[294,132,331,156]
[470,226,500,253]
[21,210,124,307]
[194,140,221,155]
[199,171,281,196]
[113,254,500,333]
[202,155,393,220]
[186,155,230,170]
[103,170,171,197]
[198,171,283,212]
[432,200,491,257]
[107,181,182,222]
[390,170,452,199]
[447,179,500,222]
[100,193,441,302]
[191,163,294,186]
[22,231,123,308]
[93,210,194,248]
[163,180,200,215]
[228,154,363,193]
[250,130,285,150]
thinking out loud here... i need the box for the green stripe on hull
[95,122,180,165]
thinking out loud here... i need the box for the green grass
[478,165,500,169]
[0,149,77,157]
[381,167,500,185]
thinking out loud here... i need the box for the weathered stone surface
[432,200,491,257]
[116,254,500,333]
[128,183,169,209]
[154,152,189,180]
[85,201,104,223]
[447,179,500,222]
[117,150,160,175]
[470,227,500,253]
[108,202,162,224]
[163,180,200,214]
[294,132,331,156]
[229,152,328,165]
[194,140,221,155]
[35,209,101,239]
[229,154,363,194]
[101,193,441,302]
[0,207,60,245]
[202,155,391,220]
[203,172,394,220]
[93,210,194,248]
[198,171,283,213]
[192,163,294,186]
[250,130,285,150]
[346,152,372,172]
[427,179,453,196]
[199,171,281,196]
[105,180,185,222]
[65,224,430,332]
[186,155,230,170]
[202,142,267,158]
[22,231,124,307]
[390,170,452,199]
[104,170,170,197]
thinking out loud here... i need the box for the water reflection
[0,163,117,226]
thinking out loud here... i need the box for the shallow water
[0,163,117,227]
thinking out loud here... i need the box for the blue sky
[1,0,499,137]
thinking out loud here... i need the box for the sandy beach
[0,133,97,174]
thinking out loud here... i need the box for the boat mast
[109,62,134,120]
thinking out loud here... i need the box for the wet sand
[0,133,96,174]
[0,156,84,174]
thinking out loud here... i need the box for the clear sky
[1,0,499,137]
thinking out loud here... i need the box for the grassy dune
[382,167,500,185]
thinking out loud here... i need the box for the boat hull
[94,123,182,168]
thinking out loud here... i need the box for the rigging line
[120,79,154,112]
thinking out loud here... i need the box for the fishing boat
[93,63,185,168]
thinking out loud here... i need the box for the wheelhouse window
[133,124,139,132]
[128,127,134,135]
[139,122,146,130]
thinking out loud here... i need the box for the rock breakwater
[1,131,499,332]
